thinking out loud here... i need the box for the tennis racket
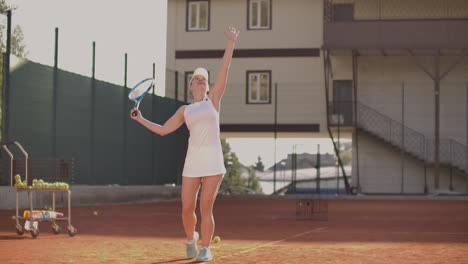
[128,78,154,117]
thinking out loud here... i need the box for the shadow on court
[1,199,468,264]
[151,258,193,264]
[0,199,467,243]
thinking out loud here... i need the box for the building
[166,0,324,137]
[268,153,337,171]
[323,0,468,194]
[166,0,468,194]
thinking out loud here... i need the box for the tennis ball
[213,236,221,243]
[11,215,16,220]
[93,210,98,216]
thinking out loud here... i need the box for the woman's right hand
[224,26,240,42]
[130,108,141,120]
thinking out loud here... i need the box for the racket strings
[128,79,154,100]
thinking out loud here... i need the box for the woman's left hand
[224,26,240,42]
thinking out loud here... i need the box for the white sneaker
[196,246,213,262]
[185,231,199,259]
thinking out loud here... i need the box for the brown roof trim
[220,124,320,132]
[176,48,320,59]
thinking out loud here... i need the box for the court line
[224,227,328,257]
[327,230,468,236]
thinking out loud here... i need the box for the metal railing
[357,102,426,160]
[328,101,468,172]
[324,0,468,23]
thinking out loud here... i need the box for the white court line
[331,230,468,236]
[229,227,328,256]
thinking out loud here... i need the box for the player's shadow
[0,235,30,240]
[151,258,194,264]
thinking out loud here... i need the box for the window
[187,0,210,31]
[333,4,354,21]
[332,80,353,125]
[247,71,271,104]
[248,0,271,30]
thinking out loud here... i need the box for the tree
[221,139,243,189]
[0,0,9,11]
[221,139,262,194]
[11,25,27,58]
[339,152,352,166]
[335,141,352,166]
[0,1,28,58]
[254,155,264,172]
[246,166,262,193]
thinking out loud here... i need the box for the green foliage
[11,25,27,58]
[339,141,352,152]
[0,1,28,58]
[221,139,262,194]
[0,0,10,12]
[254,155,264,172]
[246,166,262,193]
[334,141,352,166]
[339,151,352,166]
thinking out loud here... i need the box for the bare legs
[199,175,223,247]
[181,177,201,241]
[181,174,223,247]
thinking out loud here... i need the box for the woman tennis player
[130,26,239,262]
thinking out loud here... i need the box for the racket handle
[131,109,138,117]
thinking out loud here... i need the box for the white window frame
[188,1,209,31]
[248,0,271,30]
[247,71,271,104]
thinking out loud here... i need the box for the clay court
[1,198,467,264]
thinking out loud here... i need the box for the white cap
[190,67,209,83]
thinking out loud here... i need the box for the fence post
[90,41,96,185]
[152,63,156,184]
[174,71,178,100]
[273,83,278,193]
[449,140,453,191]
[423,136,428,194]
[122,53,128,185]
[316,144,321,194]
[2,10,12,143]
[52,27,59,159]
[401,82,405,193]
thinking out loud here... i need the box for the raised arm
[130,106,185,136]
[209,26,240,110]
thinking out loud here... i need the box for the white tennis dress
[182,96,226,177]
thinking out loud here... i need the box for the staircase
[329,101,468,173]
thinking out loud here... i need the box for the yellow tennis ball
[213,236,221,243]
[93,210,98,216]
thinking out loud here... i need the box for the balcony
[323,0,468,51]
